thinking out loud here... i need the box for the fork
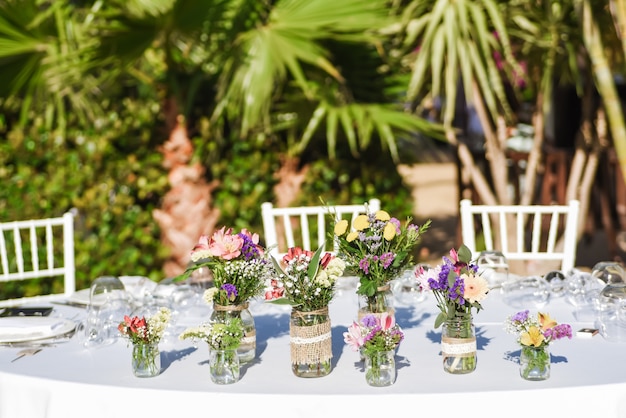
[11,348,42,362]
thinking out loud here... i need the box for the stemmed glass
[501,275,551,309]
[392,265,427,306]
[82,276,131,348]
[476,251,509,288]
[591,261,625,285]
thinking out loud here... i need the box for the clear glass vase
[441,315,476,374]
[132,342,161,378]
[364,350,396,387]
[519,345,550,380]
[210,303,256,363]
[290,308,332,378]
[358,284,395,320]
[209,348,241,384]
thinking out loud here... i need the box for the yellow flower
[538,312,557,331]
[375,210,391,221]
[383,222,397,241]
[334,219,349,236]
[520,326,545,347]
[346,231,359,242]
[353,215,370,231]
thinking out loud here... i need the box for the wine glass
[591,261,625,285]
[501,276,551,309]
[82,276,131,348]
[476,251,509,288]
[392,265,427,306]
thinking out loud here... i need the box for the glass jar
[441,315,476,374]
[364,350,396,387]
[209,348,241,384]
[358,284,395,321]
[210,303,256,363]
[519,345,550,380]
[290,308,332,378]
[132,342,161,378]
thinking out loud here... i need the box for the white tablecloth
[1,284,626,418]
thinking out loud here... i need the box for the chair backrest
[0,212,76,307]
[459,199,580,274]
[261,199,381,258]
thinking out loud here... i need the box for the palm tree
[0,0,442,275]
[399,0,626,266]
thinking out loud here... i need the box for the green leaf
[307,245,325,280]
[267,298,298,306]
[457,244,472,264]
[357,278,377,297]
[434,311,447,329]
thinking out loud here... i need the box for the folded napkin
[0,317,64,339]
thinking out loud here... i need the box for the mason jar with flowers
[118,307,171,378]
[414,245,489,374]
[332,208,430,320]
[180,317,245,384]
[264,246,346,378]
[504,310,572,380]
[344,312,404,386]
[178,226,274,363]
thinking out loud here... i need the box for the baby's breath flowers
[178,226,275,306]
[264,246,346,311]
[179,317,245,351]
[504,310,572,347]
[118,307,171,345]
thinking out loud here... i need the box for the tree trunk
[269,155,309,250]
[584,1,626,190]
[152,115,221,278]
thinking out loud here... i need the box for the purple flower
[545,323,573,341]
[238,233,261,260]
[512,310,529,323]
[389,218,401,233]
[359,257,370,274]
[361,314,378,328]
[221,283,238,299]
[379,252,396,269]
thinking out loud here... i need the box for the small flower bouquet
[504,310,572,380]
[414,245,489,328]
[118,307,171,346]
[265,246,346,378]
[332,208,430,312]
[343,312,404,386]
[264,246,347,312]
[180,318,245,384]
[179,317,245,351]
[178,226,274,306]
[414,245,489,374]
[118,307,171,377]
[344,312,405,356]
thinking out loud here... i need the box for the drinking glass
[82,276,131,348]
[544,270,567,297]
[501,276,551,309]
[565,270,604,321]
[476,251,509,288]
[392,265,427,306]
[591,262,625,285]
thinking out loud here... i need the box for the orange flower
[538,312,557,331]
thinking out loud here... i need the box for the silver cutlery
[11,348,42,362]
